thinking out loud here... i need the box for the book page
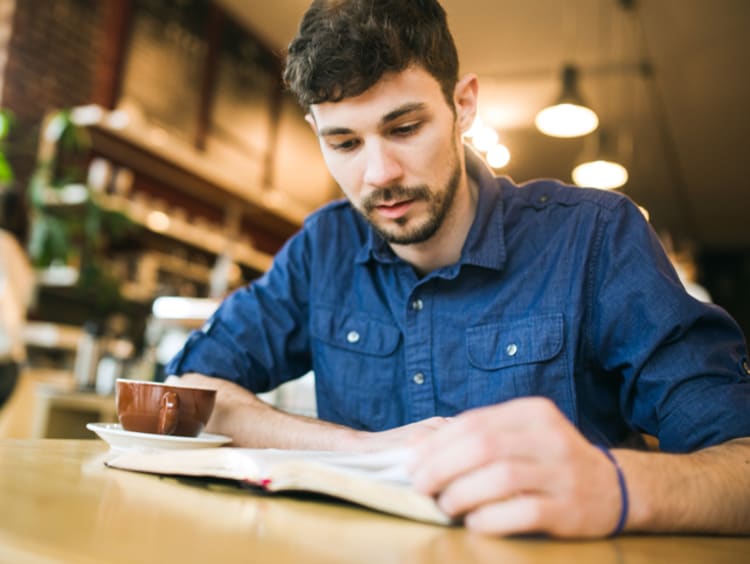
[247,447,413,484]
[105,446,451,525]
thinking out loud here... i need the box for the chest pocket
[311,307,400,356]
[465,313,572,414]
[310,306,402,431]
[467,313,563,369]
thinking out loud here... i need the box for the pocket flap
[311,307,401,357]
[467,313,564,369]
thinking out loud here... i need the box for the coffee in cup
[115,379,216,437]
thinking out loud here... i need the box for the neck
[390,169,478,275]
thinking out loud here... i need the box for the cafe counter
[1,439,748,563]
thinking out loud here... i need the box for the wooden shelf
[86,116,304,241]
[31,106,294,332]
[24,322,83,351]
[97,192,273,273]
[38,185,273,274]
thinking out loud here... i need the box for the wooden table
[1,440,748,563]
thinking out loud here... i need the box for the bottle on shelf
[72,321,103,391]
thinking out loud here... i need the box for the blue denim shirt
[167,151,750,453]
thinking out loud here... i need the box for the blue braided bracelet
[595,445,629,536]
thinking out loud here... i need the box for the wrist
[335,428,374,452]
[595,446,629,536]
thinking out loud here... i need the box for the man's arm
[408,397,750,538]
[173,373,449,451]
[616,434,750,535]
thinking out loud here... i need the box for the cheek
[322,152,362,201]
[412,123,459,182]
[413,144,454,190]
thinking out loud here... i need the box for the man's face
[308,66,464,245]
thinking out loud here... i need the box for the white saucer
[86,422,231,451]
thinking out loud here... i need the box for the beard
[358,146,462,246]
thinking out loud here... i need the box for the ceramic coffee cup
[115,379,216,437]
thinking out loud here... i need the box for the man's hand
[355,416,452,452]
[166,373,451,452]
[408,397,623,538]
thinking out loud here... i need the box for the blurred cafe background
[0,0,748,439]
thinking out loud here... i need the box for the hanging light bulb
[486,143,511,169]
[472,125,499,153]
[572,130,629,190]
[572,160,628,189]
[463,116,484,139]
[535,65,599,138]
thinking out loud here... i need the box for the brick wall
[1,0,107,196]
[0,1,14,102]
[3,0,105,119]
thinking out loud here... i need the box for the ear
[453,73,479,134]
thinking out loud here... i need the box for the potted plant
[26,109,134,322]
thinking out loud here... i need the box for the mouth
[373,199,415,219]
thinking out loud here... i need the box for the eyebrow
[381,102,427,125]
[317,102,427,137]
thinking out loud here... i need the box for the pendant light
[535,65,599,138]
[572,0,637,191]
[464,116,511,170]
[572,129,628,190]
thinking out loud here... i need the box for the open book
[105,447,453,526]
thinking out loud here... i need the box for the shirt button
[411,299,424,311]
[346,331,360,344]
[412,372,425,385]
[506,343,518,356]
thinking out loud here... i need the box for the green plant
[0,109,14,188]
[26,109,134,320]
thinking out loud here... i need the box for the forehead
[309,66,449,130]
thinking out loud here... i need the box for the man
[167,0,750,538]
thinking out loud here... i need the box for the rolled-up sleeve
[165,227,313,393]
[589,198,750,452]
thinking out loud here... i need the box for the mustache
[361,185,430,213]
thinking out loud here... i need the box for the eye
[391,122,422,137]
[329,138,361,152]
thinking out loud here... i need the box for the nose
[362,140,403,188]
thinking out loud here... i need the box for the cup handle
[158,391,180,435]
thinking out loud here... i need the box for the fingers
[407,416,452,442]
[463,495,555,536]
[411,426,545,496]
[464,491,617,539]
[417,416,453,430]
[435,459,548,516]
[407,398,624,538]
[413,397,565,461]
[410,399,570,496]
[359,416,453,453]
[434,459,615,538]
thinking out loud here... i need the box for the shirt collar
[355,145,507,272]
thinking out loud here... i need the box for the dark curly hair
[283,0,459,110]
